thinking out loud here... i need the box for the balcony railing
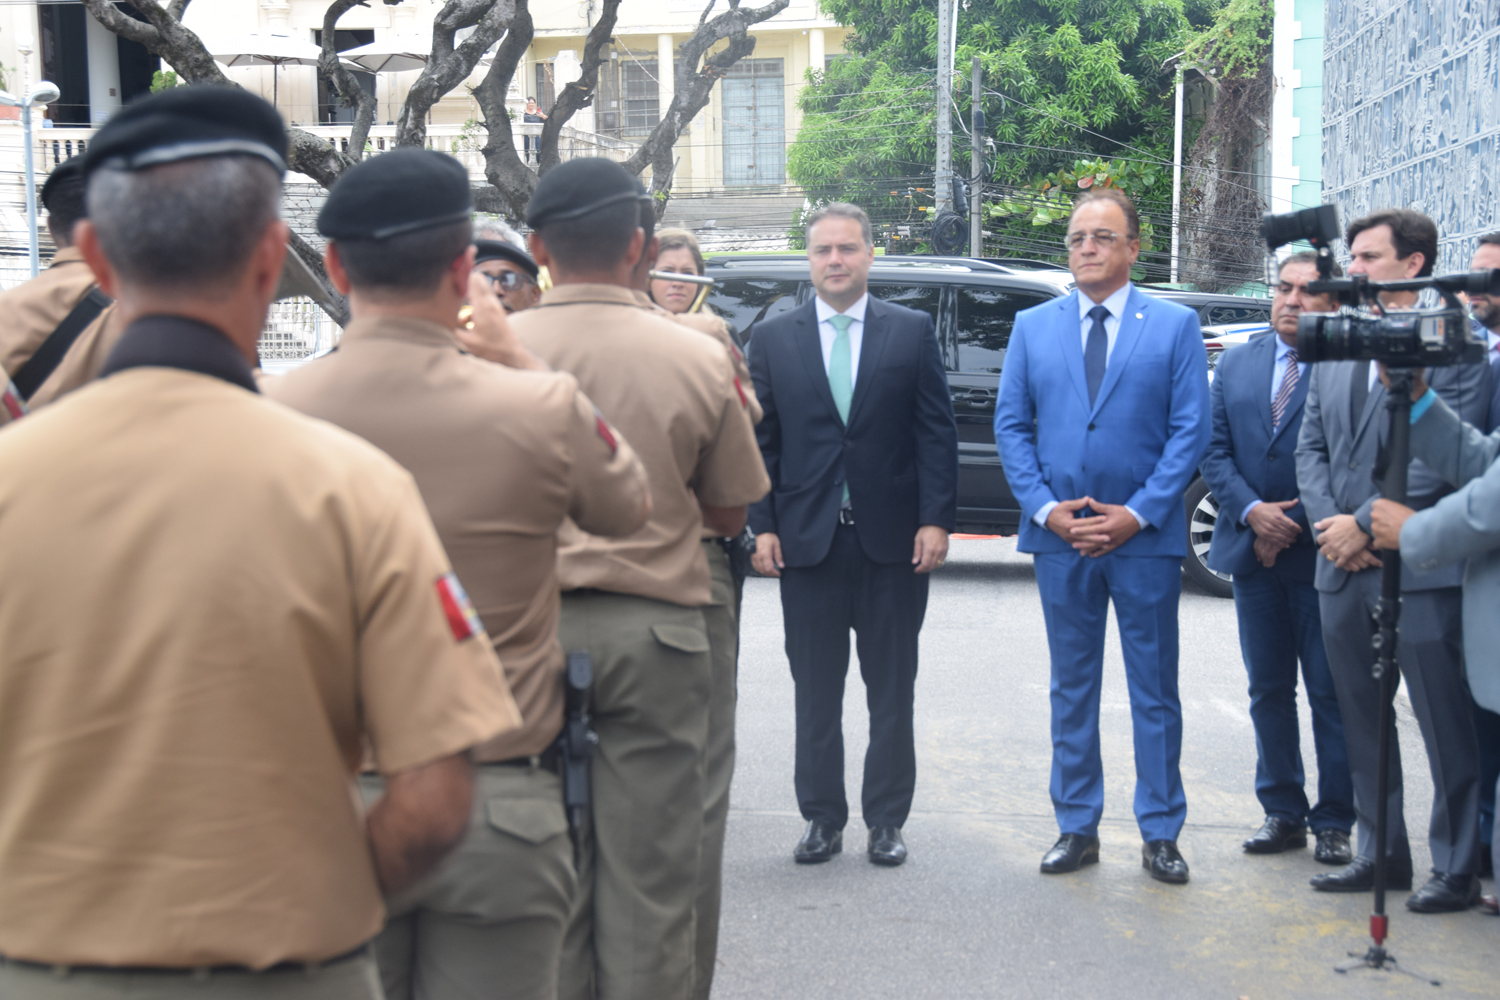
[24,121,635,179]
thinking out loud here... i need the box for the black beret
[526,157,647,229]
[474,238,539,277]
[82,85,287,178]
[40,155,85,211]
[319,149,472,241]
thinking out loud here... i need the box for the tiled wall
[1322,0,1500,271]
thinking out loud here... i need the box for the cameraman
[1371,230,1500,915]
[1295,209,1489,911]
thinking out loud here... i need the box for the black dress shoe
[1142,840,1189,884]
[1313,829,1353,866]
[793,821,842,864]
[1405,871,1481,913]
[1040,833,1099,874]
[1309,856,1413,893]
[868,826,907,866]
[1242,816,1307,854]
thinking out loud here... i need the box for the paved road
[711,538,1495,999]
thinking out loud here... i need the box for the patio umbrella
[209,31,323,110]
[340,34,430,74]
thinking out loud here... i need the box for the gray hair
[1277,250,1342,280]
[474,218,527,250]
[805,202,872,248]
[87,155,282,291]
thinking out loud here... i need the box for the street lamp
[1,33,62,278]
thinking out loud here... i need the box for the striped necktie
[1272,348,1299,429]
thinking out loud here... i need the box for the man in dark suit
[1201,253,1354,865]
[748,202,958,867]
[1295,208,1487,912]
[994,189,1210,884]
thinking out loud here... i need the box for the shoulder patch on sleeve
[733,376,749,408]
[594,410,618,454]
[2,379,25,421]
[435,572,484,642]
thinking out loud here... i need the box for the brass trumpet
[648,269,715,313]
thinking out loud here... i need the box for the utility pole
[1170,60,1185,284]
[970,56,982,257]
[934,0,955,214]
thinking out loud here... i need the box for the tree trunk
[473,0,537,218]
[533,0,622,173]
[624,0,789,218]
[319,0,378,160]
[394,0,516,149]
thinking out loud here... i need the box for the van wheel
[1182,476,1234,598]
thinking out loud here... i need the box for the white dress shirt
[815,293,868,385]
[1034,284,1147,531]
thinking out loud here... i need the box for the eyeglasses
[1065,230,1126,250]
[484,270,535,292]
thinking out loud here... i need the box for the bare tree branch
[320,0,378,161]
[626,0,789,215]
[396,0,516,148]
[473,0,537,218]
[167,0,194,21]
[534,0,621,171]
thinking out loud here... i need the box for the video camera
[1260,204,1496,367]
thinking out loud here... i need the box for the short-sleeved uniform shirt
[0,316,521,970]
[634,290,763,425]
[511,284,770,606]
[267,316,649,761]
[0,246,126,407]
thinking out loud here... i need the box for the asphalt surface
[710,537,1496,999]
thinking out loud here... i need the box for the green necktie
[827,313,853,504]
[828,313,854,423]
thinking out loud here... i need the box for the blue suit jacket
[1200,333,1315,580]
[994,286,1209,557]
[747,296,958,567]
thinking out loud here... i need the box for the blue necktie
[1085,305,1109,406]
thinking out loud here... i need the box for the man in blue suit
[995,189,1209,883]
[1200,253,1354,864]
[749,203,958,867]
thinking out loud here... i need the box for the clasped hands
[1246,499,1300,568]
[1311,512,1382,571]
[1045,497,1140,557]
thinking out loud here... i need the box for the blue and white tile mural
[1323,0,1500,271]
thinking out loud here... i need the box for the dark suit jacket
[1201,333,1315,580]
[747,295,958,567]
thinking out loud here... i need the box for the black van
[704,254,1249,597]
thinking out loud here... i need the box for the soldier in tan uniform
[0,88,520,1000]
[502,159,769,1000]
[266,148,651,1000]
[635,219,759,1000]
[0,156,125,408]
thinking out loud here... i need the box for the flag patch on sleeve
[594,410,618,454]
[435,572,483,642]
[2,380,25,420]
[733,376,749,408]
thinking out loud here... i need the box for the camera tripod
[1332,368,1440,987]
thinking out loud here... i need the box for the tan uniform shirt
[267,316,649,761]
[512,284,770,606]
[634,290,763,424]
[0,246,126,406]
[0,359,520,969]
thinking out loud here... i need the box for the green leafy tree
[789,0,1221,267]
[149,69,179,92]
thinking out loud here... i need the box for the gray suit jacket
[1295,358,1489,593]
[1404,395,1500,711]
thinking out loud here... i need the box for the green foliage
[149,70,180,93]
[987,156,1160,255]
[788,0,1220,259]
[1183,0,1271,80]
[450,118,484,153]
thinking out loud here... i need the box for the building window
[313,29,375,124]
[535,63,556,112]
[596,52,658,139]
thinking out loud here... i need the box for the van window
[1205,303,1270,326]
[868,284,941,324]
[955,287,1052,373]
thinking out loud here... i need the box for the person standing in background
[749,202,958,870]
[994,188,1209,885]
[1200,253,1354,865]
